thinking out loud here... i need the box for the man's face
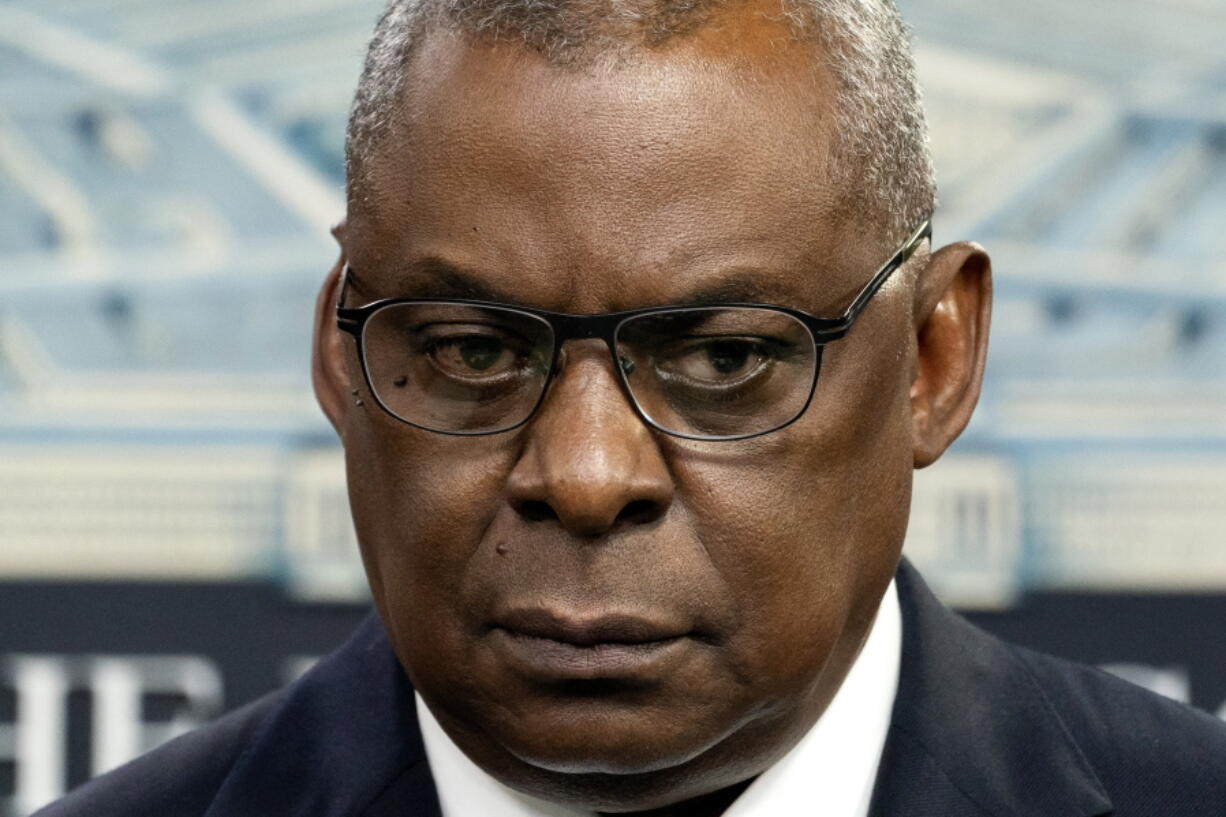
[332,19,932,813]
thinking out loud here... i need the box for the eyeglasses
[337,219,931,441]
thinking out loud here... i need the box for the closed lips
[493,610,689,646]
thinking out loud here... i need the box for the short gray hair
[346,0,935,242]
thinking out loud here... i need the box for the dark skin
[313,8,991,816]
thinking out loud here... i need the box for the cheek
[344,421,517,653]
[672,324,914,694]
[675,458,861,697]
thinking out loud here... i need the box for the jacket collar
[869,560,1113,817]
[204,614,441,817]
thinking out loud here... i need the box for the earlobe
[910,241,992,468]
[312,253,353,436]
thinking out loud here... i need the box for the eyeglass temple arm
[336,265,363,337]
[813,219,933,342]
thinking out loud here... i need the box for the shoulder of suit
[1008,639,1226,806]
[31,688,288,817]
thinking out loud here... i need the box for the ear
[312,236,353,436]
[910,241,992,469]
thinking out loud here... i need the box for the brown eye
[664,338,771,384]
[456,337,505,371]
[704,341,754,376]
[429,334,519,376]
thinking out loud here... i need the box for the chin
[488,696,743,776]
[490,741,756,815]
[507,735,700,776]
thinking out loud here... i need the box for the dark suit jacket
[36,561,1226,816]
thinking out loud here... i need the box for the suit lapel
[868,561,1113,817]
[204,614,441,817]
[363,759,444,817]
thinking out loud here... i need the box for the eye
[453,337,506,371]
[704,340,754,376]
[660,337,777,385]
[425,332,525,377]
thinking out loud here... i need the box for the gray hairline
[345,0,936,244]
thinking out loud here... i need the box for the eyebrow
[673,274,788,307]
[368,258,522,303]
[364,259,809,311]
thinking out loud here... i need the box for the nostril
[513,499,558,522]
[616,499,663,526]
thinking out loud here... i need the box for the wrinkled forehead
[347,28,881,313]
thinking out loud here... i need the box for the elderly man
[39,0,1226,815]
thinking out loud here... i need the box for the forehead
[349,24,876,312]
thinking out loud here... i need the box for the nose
[505,342,674,537]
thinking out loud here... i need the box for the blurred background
[0,0,1224,812]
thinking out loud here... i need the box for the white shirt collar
[417,578,901,817]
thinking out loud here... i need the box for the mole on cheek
[495,541,510,556]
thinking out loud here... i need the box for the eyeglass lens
[615,308,818,439]
[361,303,819,438]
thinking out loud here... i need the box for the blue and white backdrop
[1,0,1224,814]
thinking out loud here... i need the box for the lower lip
[491,629,690,681]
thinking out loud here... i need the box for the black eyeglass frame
[337,218,932,441]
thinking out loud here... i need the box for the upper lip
[493,608,690,646]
